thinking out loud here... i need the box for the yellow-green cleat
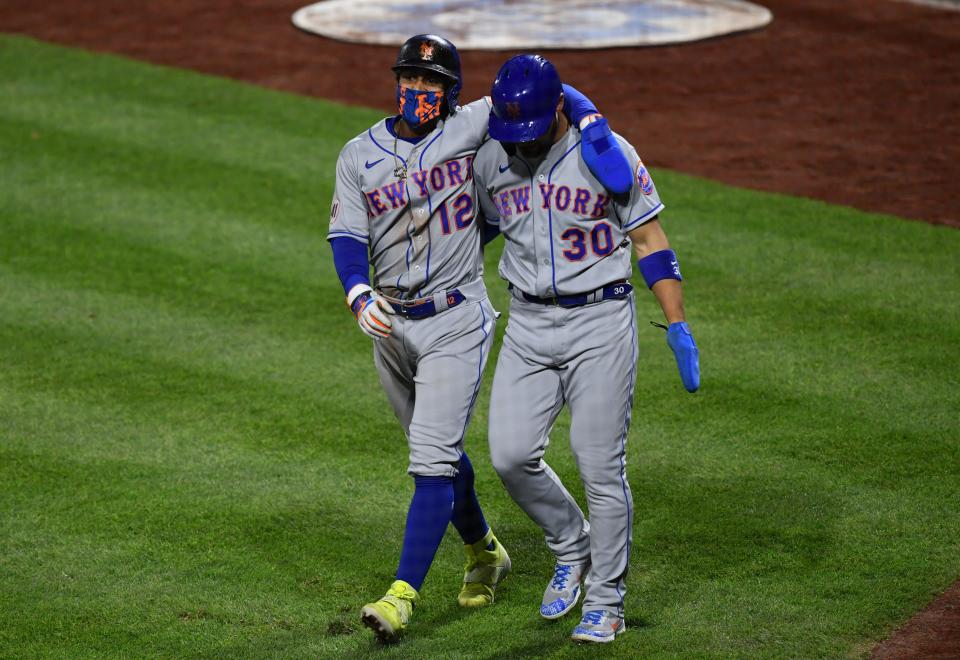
[458,529,511,607]
[361,579,419,642]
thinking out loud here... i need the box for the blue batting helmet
[393,34,462,114]
[489,55,562,143]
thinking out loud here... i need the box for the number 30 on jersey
[561,222,614,261]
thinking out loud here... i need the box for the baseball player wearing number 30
[327,36,635,642]
[474,55,700,644]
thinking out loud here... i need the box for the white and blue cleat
[540,562,587,620]
[570,609,625,644]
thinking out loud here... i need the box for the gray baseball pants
[488,291,638,617]
[374,282,496,478]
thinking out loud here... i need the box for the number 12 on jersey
[437,192,475,235]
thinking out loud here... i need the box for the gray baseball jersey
[473,126,664,298]
[328,98,493,300]
[476,125,660,617]
[328,99,498,477]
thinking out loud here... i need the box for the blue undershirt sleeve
[330,236,371,295]
[483,221,501,245]
[561,84,599,126]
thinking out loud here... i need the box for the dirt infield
[0,0,957,655]
[871,581,960,659]
[1,1,957,227]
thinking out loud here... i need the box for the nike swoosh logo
[365,158,385,169]
[498,163,510,173]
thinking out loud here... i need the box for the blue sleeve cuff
[327,229,369,243]
[330,236,370,295]
[623,203,665,230]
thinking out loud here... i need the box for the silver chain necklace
[392,136,408,181]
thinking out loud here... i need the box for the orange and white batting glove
[347,284,395,340]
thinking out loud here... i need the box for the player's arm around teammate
[327,34,636,643]
[328,35,513,644]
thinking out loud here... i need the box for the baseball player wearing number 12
[473,55,701,644]
[327,36,635,642]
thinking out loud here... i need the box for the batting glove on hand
[666,322,700,393]
[347,284,394,340]
[579,115,632,195]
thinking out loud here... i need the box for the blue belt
[388,290,466,320]
[511,281,632,308]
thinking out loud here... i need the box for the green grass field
[1,35,958,658]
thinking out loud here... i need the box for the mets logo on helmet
[419,42,434,60]
[505,102,521,119]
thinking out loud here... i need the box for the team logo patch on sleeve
[636,161,654,195]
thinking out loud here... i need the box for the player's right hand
[347,285,395,340]
[666,322,700,393]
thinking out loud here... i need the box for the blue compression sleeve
[451,452,490,545]
[561,84,599,126]
[330,236,370,295]
[396,476,455,591]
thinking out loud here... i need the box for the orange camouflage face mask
[396,85,445,127]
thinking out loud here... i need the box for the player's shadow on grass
[446,523,626,656]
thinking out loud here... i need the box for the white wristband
[346,283,373,307]
[578,113,603,130]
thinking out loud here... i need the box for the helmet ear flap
[446,79,461,114]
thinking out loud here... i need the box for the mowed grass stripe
[0,114,333,242]
[0,115,336,297]
[1,35,959,657]
[0,34,361,183]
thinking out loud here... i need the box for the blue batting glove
[580,117,632,195]
[666,322,700,393]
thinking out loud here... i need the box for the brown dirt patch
[870,581,960,659]
[1,1,957,226]
[1,1,958,656]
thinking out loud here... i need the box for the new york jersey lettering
[365,155,475,218]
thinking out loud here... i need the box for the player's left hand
[579,116,632,195]
[666,322,700,393]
